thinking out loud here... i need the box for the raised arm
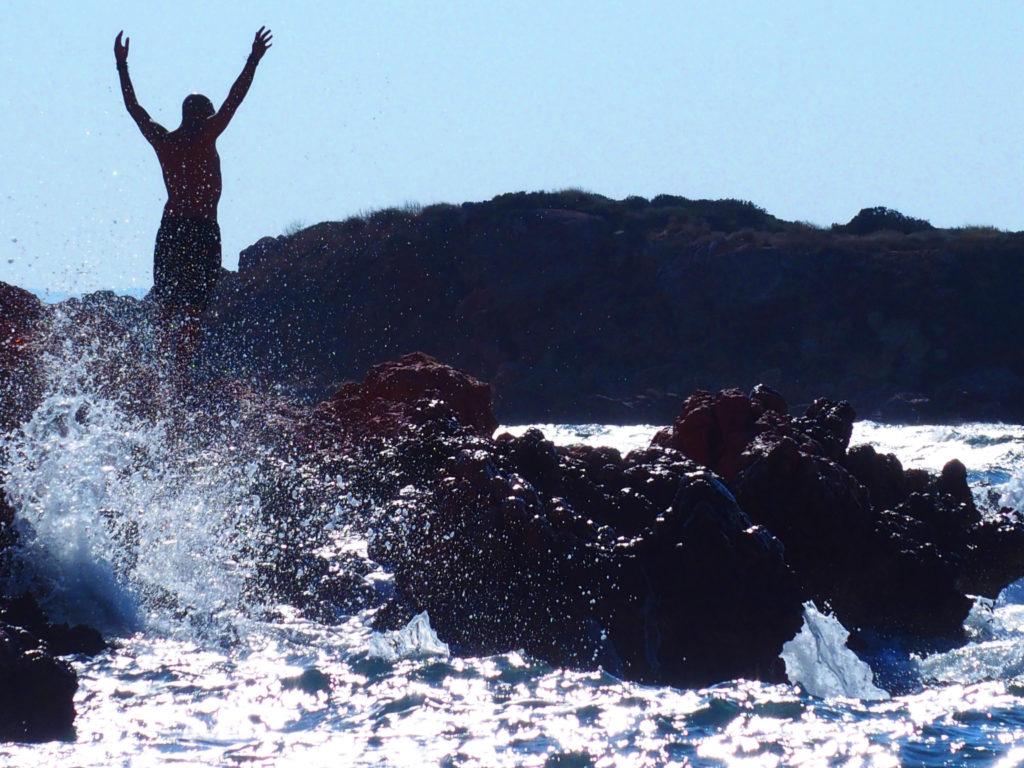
[206,27,273,137]
[114,31,167,145]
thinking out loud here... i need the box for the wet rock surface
[268,357,1024,688]
[368,430,803,687]
[0,593,104,743]
[0,282,45,433]
[4,281,1024,706]
[653,385,1024,641]
[0,622,78,742]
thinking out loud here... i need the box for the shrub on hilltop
[833,206,934,236]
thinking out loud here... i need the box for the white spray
[0,303,266,643]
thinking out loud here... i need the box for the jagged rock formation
[250,353,1024,688]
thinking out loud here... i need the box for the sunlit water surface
[3,318,1024,765]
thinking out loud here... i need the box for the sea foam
[781,602,889,700]
[368,611,450,662]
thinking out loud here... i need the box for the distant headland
[14,190,1024,424]
[202,190,1024,424]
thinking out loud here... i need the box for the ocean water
[3,313,1024,765]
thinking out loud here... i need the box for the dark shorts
[153,216,222,311]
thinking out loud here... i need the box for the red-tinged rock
[651,387,755,481]
[314,352,497,449]
[360,352,498,437]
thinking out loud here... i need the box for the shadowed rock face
[0,624,77,742]
[653,385,1024,641]
[368,430,803,688]
[200,193,1024,424]
[0,594,105,743]
[0,282,45,433]
[251,355,1024,688]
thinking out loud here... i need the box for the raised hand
[114,31,130,64]
[250,26,273,63]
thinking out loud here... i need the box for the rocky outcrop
[249,355,1024,687]
[200,192,1024,423]
[653,385,1024,641]
[0,623,78,742]
[0,594,103,743]
[312,351,498,448]
[367,428,803,687]
[0,595,106,658]
[0,282,45,433]
[250,354,801,686]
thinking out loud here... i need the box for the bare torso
[152,127,222,219]
[116,27,272,220]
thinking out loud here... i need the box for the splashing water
[0,303,267,641]
[781,602,890,700]
[368,612,450,662]
[4,314,1024,764]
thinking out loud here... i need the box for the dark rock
[962,516,1024,597]
[655,385,1022,643]
[0,623,78,742]
[197,193,1024,423]
[0,595,106,657]
[734,434,875,618]
[795,398,857,462]
[749,383,788,416]
[368,429,802,688]
[0,281,45,432]
[843,444,907,512]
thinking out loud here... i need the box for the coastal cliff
[201,191,1024,424]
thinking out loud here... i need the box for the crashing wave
[781,602,889,700]
[368,611,450,662]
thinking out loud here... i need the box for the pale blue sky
[3,1,1023,295]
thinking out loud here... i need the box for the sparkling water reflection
[0,611,1020,766]
[6,316,1024,766]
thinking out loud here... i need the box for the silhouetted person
[114,27,272,384]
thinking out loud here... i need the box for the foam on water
[781,602,890,700]
[999,472,1024,514]
[853,421,1024,490]
[367,611,450,662]
[498,423,659,455]
[914,577,1024,687]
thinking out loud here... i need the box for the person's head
[181,94,215,130]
